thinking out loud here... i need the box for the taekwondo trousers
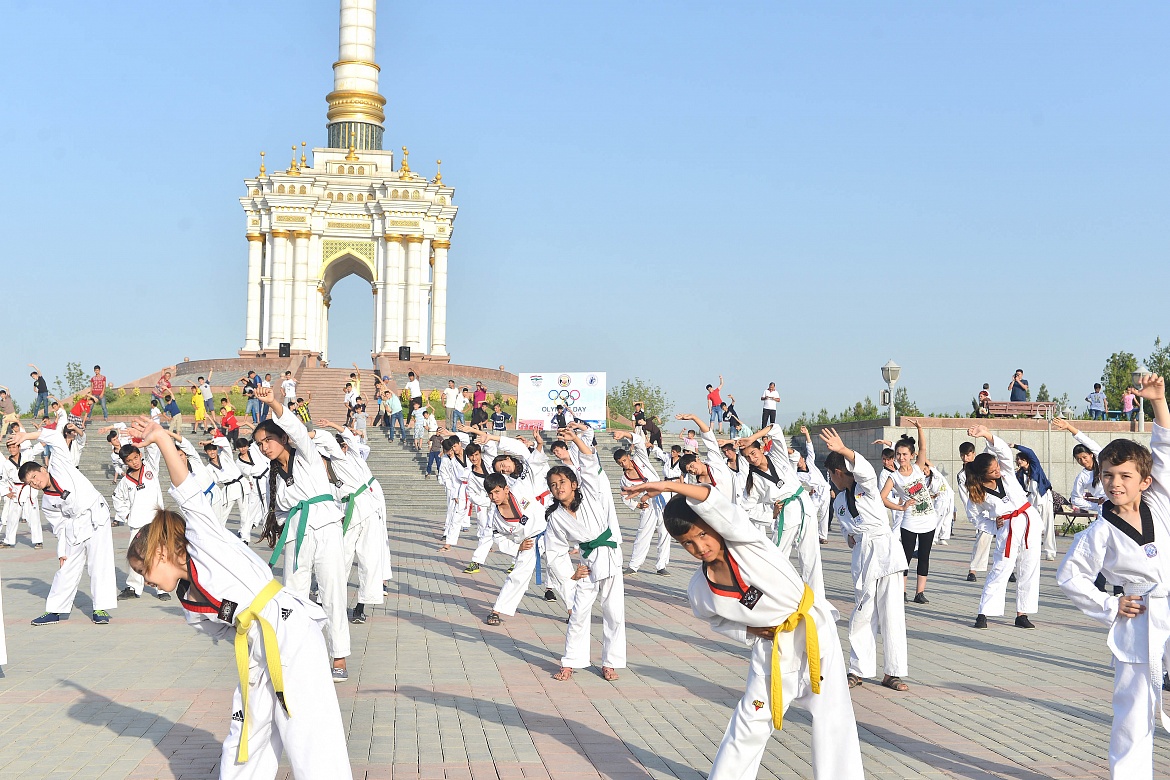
[282,523,351,660]
[969,530,993,573]
[2,497,43,546]
[219,593,352,780]
[627,503,670,573]
[125,523,165,597]
[342,495,385,607]
[816,499,830,541]
[562,570,626,670]
[776,495,826,603]
[709,633,864,780]
[239,490,263,541]
[978,513,1041,617]
[492,543,541,616]
[46,511,118,615]
[1037,492,1057,559]
[1109,660,1160,780]
[848,571,908,679]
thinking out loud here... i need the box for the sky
[1,1,1167,422]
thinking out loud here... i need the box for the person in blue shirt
[162,395,184,436]
[1011,442,1057,561]
[1008,369,1030,402]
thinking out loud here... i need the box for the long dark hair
[963,452,997,504]
[544,465,583,519]
[1073,443,1101,486]
[742,441,764,494]
[255,420,290,548]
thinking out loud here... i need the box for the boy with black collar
[482,472,551,626]
[1058,375,1170,779]
[113,440,170,601]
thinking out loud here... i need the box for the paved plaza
[0,502,1161,780]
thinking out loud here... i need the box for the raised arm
[819,427,856,465]
[130,417,190,486]
[254,386,286,420]
[1137,374,1170,430]
[908,419,927,468]
[676,412,710,434]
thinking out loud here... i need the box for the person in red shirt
[705,375,725,435]
[89,365,109,420]
[217,398,242,446]
[69,394,96,429]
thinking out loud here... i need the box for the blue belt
[533,531,546,585]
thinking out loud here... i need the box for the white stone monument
[238,0,457,363]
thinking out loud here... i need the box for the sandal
[602,666,619,682]
[438,544,451,552]
[485,612,502,626]
[847,673,863,689]
[552,667,573,681]
[881,675,909,692]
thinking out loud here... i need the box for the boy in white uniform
[1057,375,1170,779]
[112,440,171,600]
[437,434,472,550]
[820,427,910,691]
[11,423,118,625]
[612,428,670,575]
[793,426,831,545]
[958,442,992,581]
[482,472,552,625]
[1,436,45,549]
[623,478,864,780]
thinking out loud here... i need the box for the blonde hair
[126,509,189,574]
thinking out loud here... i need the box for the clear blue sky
[1,1,1166,421]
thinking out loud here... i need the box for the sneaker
[1045,553,1056,561]
[655,568,669,576]
[118,587,140,600]
[973,614,988,629]
[332,666,348,683]
[1014,615,1036,629]
[156,592,171,601]
[938,540,949,546]
[463,562,481,574]
[623,567,637,576]
[33,543,43,549]
[350,606,366,625]
[309,588,319,602]
[966,572,977,582]
[544,589,557,602]
[506,565,514,574]
[912,592,929,604]
[31,612,61,627]
[1009,573,1017,583]
[92,610,111,625]
[0,543,13,549]
[110,520,124,527]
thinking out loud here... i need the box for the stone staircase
[295,366,365,424]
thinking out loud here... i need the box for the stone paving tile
[2,485,1168,779]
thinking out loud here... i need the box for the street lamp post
[881,360,901,428]
[1132,369,1150,432]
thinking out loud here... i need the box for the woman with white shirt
[879,420,939,604]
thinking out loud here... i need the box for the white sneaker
[332,666,348,683]
[938,540,949,546]
[1045,553,1056,561]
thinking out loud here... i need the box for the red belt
[1001,502,1032,558]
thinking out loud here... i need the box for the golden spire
[259,151,266,177]
[433,159,442,186]
[345,129,359,161]
[287,145,301,175]
[400,145,411,178]
[300,142,307,170]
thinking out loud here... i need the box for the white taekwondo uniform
[112,442,166,596]
[831,453,909,680]
[683,487,863,780]
[620,431,669,574]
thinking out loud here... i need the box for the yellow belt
[233,579,287,764]
[770,583,820,729]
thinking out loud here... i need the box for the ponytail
[127,509,189,575]
[261,466,281,548]
[895,435,916,455]
[964,452,997,505]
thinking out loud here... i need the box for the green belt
[579,527,617,559]
[269,494,334,568]
[342,478,376,533]
[774,485,806,546]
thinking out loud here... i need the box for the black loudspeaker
[398,346,411,361]
[279,342,291,358]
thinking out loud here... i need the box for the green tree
[65,362,87,394]
[1035,384,1051,402]
[786,396,882,434]
[607,378,672,423]
[1100,351,1139,412]
[1148,337,1170,380]
[894,387,921,417]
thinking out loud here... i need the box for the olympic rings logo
[547,389,581,403]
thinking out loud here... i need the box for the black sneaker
[544,589,557,602]
[350,605,366,624]
[656,569,669,576]
[118,587,140,600]
[463,562,481,574]
[1014,615,1035,629]
[1009,573,1017,583]
[913,592,929,604]
[973,614,988,629]
[33,543,43,549]
[506,565,514,574]
[156,592,171,601]
[966,572,977,582]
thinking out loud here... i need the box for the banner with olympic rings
[516,372,607,431]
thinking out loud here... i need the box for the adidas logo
[281,608,293,619]
[231,710,244,722]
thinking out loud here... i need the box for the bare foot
[602,666,619,682]
[552,667,573,681]
[438,544,451,552]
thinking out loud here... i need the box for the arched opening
[320,253,376,367]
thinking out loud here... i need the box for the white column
[321,294,331,364]
[244,234,263,352]
[403,235,423,351]
[291,230,310,350]
[306,233,322,355]
[381,234,402,351]
[270,230,290,344]
[261,232,274,349]
[430,240,449,357]
[372,233,385,353]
